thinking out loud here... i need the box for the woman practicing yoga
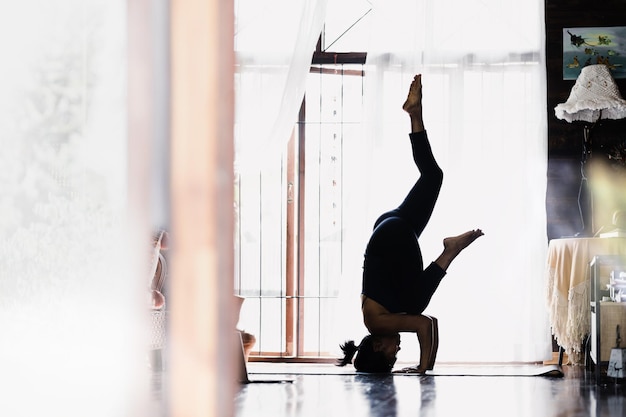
[337,74,483,373]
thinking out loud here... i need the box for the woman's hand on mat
[392,365,427,374]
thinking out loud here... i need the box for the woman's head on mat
[336,334,401,373]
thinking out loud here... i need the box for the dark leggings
[362,131,445,314]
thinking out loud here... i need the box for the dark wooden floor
[234,366,625,417]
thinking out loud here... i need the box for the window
[234,3,370,359]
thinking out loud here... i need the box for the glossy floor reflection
[235,366,625,417]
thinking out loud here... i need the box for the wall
[545,1,626,239]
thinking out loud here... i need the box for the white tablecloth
[546,237,626,364]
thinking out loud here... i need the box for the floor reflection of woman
[337,74,483,373]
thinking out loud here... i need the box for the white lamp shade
[555,64,626,123]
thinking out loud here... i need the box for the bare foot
[402,74,422,115]
[443,229,484,256]
[435,229,484,271]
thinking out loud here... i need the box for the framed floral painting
[563,26,626,80]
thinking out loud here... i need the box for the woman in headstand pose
[337,74,483,373]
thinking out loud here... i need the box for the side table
[589,255,626,383]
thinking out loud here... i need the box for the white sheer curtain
[234,0,328,172]
[233,0,551,363]
[342,0,551,362]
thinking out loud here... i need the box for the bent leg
[400,261,446,315]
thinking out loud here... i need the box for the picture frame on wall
[563,26,626,80]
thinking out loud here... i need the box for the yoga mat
[247,363,564,377]
[396,364,564,377]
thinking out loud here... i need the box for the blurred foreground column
[170,0,236,416]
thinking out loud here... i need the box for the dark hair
[336,336,393,373]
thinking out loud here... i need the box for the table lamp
[555,64,626,236]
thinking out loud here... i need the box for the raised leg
[376,74,443,235]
